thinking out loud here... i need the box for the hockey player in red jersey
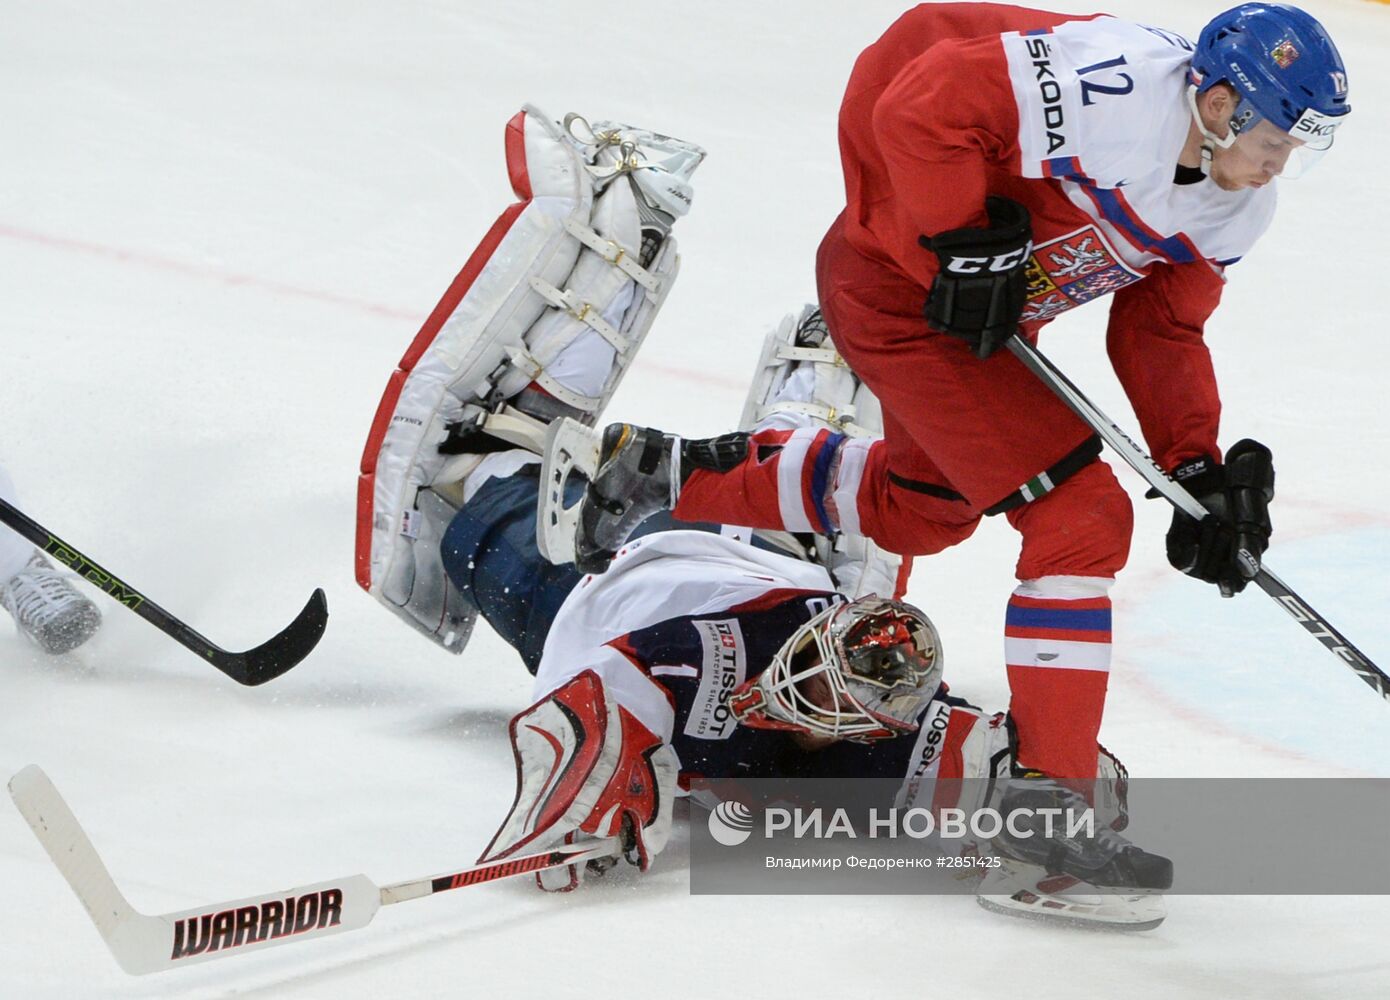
[565,4,1348,793]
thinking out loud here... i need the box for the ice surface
[2,1,1388,997]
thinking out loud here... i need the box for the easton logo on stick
[170,889,344,960]
[41,537,145,609]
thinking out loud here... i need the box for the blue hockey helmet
[1191,4,1349,161]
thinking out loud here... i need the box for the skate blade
[976,890,1166,933]
[976,858,1166,932]
[537,417,600,565]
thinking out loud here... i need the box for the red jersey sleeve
[1106,262,1226,470]
[869,35,1026,289]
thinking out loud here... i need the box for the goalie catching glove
[1161,439,1275,595]
[478,671,679,891]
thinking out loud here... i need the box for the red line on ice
[0,222,747,392]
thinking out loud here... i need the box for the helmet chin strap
[1186,84,1237,175]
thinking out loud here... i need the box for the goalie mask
[729,596,943,742]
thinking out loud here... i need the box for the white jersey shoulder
[533,532,835,740]
[1003,17,1193,185]
[1004,17,1276,269]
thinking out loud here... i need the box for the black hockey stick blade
[205,588,329,686]
[0,497,328,686]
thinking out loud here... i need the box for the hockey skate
[573,424,680,574]
[976,856,1168,932]
[991,773,1172,892]
[552,421,752,574]
[0,552,102,655]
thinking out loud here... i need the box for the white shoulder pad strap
[356,106,704,650]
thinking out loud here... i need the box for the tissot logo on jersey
[900,702,953,805]
[686,619,747,740]
[170,889,344,960]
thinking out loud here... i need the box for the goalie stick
[8,765,619,975]
[0,497,326,685]
[1006,336,1390,702]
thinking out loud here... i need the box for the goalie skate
[977,858,1166,932]
[536,417,601,566]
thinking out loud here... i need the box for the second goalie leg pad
[735,306,904,595]
[478,671,678,891]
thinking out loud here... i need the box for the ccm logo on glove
[940,245,1033,274]
[1162,440,1276,596]
[920,196,1033,359]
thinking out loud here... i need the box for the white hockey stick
[9,765,618,975]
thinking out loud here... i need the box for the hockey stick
[1006,337,1390,700]
[8,765,618,975]
[0,497,326,685]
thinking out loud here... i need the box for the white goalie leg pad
[384,487,478,653]
[479,671,679,891]
[739,304,880,438]
[737,305,904,597]
[356,106,704,652]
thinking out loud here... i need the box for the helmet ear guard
[730,596,944,743]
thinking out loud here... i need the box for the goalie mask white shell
[730,596,943,741]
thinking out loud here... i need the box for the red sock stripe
[1004,625,1113,644]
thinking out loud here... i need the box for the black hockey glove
[920,196,1033,359]
[1163,440,1275,596]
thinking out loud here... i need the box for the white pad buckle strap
[563,217,663,294]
